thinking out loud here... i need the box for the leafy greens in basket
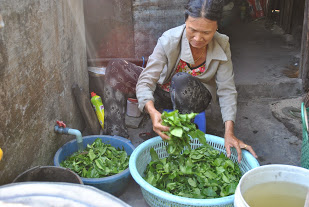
[161,110,206,155]
[144,110,242,199]
[61,138,129,178]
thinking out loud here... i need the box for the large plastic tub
[234,164,309,207]
[129,135,260,207]
[54,135,135,196]
[0,182,131,207]
[13,166,83,184]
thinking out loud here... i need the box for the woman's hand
[145,101,170,140]
[224,121,258,162]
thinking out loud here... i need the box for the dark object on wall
[13,166,83,184]
[88,67,106,99]
[72,84,101,135]
[301,0,309,92]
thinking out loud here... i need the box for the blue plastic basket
[54,135,135,196]
[129,135,260,207]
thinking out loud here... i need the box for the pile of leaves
[144,110,242,199]
[61,138,129,178]
[161,110,206,154]
[144,145,242,198]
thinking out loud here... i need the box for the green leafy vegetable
[60,138,129,178]
[144,144,242,199]
[144,110,242,199]
[161,110,206,155]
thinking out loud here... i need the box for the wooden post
[301,0,309,91]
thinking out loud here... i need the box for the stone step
[236,78,303,100]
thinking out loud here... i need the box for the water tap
[55,121,84,151]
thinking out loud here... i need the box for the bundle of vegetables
[161,110,206,154]
[144,145,242,198]
[144,110,242,198]
[61,138,129,178]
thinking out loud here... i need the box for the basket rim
[54,135,134,182]
[129,134,260,205]
[302,102,309,132]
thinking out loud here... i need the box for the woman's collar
[180,28,195,65]
[207,32,228,62]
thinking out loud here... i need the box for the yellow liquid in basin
[243,181,308,207]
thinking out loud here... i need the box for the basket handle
[301,102,309,142]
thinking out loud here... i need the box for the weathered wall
[84,0,187,64]
[0,0,88,184]
[133,0,187,58]
[84,0,134,63]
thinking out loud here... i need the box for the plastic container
[72,84,101,135]
[0,182,130,207]
[234,164,309,207]
[0,147,2,161]
[91,92,105,129]
[129,135,260,207]
[194,111,206,133]
[54,135,135,196]
[126,98,141,117]
[13,166,83,184]
[164,109,206,133]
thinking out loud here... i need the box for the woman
[103,0,257,162]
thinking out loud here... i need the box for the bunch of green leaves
[144,144,242,199]
[161,110,206,155]
[61,138,129,178]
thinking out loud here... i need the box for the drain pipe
[54,121,84,151]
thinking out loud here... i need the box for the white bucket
[234,164,309,207]
[126,98,141,117]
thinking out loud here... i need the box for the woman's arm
[224,120,258,162]
[216,40,257,162]
[136,39,168,112]
[136,39,170,140]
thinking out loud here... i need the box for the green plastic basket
[301,102,309,169]
[129,135,260,207]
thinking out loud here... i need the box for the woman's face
[185,16,218,49]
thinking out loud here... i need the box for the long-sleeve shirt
[136,24,237,123]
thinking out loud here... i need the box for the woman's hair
[185,0,223,21]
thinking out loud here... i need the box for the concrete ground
[119,18,304,206]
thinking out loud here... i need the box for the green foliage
[144,110,242,199]
[60,138,129,178]
[161,110,206,155]
[144,145,242,199]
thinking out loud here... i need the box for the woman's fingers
[234,144,242,163]
[146,104,171,140]
[225,145,231,158]
[226,142,242,162]
[153,123,170,140]
[157,131,170,140]
[242,144,258,158]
